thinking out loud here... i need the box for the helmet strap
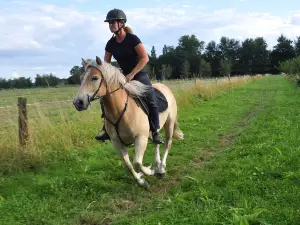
[113,21,124,35]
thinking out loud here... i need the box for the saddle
[133,87,168,116]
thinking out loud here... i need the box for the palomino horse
[73,56,184,189]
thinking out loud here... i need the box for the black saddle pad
[134,87,168,115]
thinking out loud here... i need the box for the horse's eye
[92,76,98,81]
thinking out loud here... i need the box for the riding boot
[95,100,110,142]
[149,106,164,144]
[95,124,111,141]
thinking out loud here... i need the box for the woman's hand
[126,73,135,82]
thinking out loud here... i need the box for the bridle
[87,70,122,105]
[85,66,131,146]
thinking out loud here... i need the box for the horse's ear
[96,56,103,66]
[81,57,89,66]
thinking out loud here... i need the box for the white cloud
[11,71,20,79]
[0,1,112,79]
[0,1,299,80]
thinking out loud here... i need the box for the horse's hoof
[155,172,165,179]
[142,180,150,191]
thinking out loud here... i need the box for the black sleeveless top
[105,33,145,75]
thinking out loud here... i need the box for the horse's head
[73,56,106,111]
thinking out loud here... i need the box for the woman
[95,8,163,144]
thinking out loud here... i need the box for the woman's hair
[124,26,133,34]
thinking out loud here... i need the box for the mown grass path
[1,76,299,225]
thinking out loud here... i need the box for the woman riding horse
[95,8,163,144]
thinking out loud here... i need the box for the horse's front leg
[154,143,162,175]
[111,140,147,188]
[134,136,155,177]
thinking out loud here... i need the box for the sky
[0,0,300,80]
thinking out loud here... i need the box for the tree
[239,37,270,74]
[217,37,240,75]
[176,35,205,76]
[177,34,205,55]
[218,36,240,61]
[151,46,157,59]
[67,65,84,84]
[111,61,120,68]
[270,34,296,72]
[198,59,212,78]
[162,45,175,55]
[219,59,232,76]
[156,47,180,79]
[149,47,158,79]
[203,41,221,77]
[0,78,10,89]
[35,73,59,87]
[3,77,32,89]
[160,64,172,80]
[47,73,60,86]
[294,36,300,56]
[205,41,219,59]
[181,60,190,79]
[35,74,48,87]
[163,45,175,55]
[239,38,255,74]
[162,44,167,55]
[145,64,156,80]
[252,37,270,73]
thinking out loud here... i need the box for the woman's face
[108,20,123,33]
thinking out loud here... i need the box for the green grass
[1,75,299,225]
[0,79,197,107]
[0,86,79,107]
[0,76,253,173]
[112,76,300,225]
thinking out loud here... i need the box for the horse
[73,56,184,189]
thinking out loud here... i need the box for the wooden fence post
[227,74,231,83]
[18,97,28,147]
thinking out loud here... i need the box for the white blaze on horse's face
[73,66,102,111]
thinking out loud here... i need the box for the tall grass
[0,75,262,174]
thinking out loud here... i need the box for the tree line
[147,34,299,80]
[0,73,65,89]
[1,34,300,89]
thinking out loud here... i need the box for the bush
[279,57,300,85]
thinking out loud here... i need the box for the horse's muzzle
[73,99,86,111]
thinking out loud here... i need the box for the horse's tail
[173,118,184,140]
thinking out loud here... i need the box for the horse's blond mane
[86,60,149,97]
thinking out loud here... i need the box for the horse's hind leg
[156,117,174,176]
[112,141,147,188]
[134,136,155,177]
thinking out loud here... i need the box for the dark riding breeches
[100,71,160,131]
[133,71,160,130]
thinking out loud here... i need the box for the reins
[86,66,132,146]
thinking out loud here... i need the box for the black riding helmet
[104,8,127,22]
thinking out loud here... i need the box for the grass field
[1,75,299,225]
[0,76,250,173]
